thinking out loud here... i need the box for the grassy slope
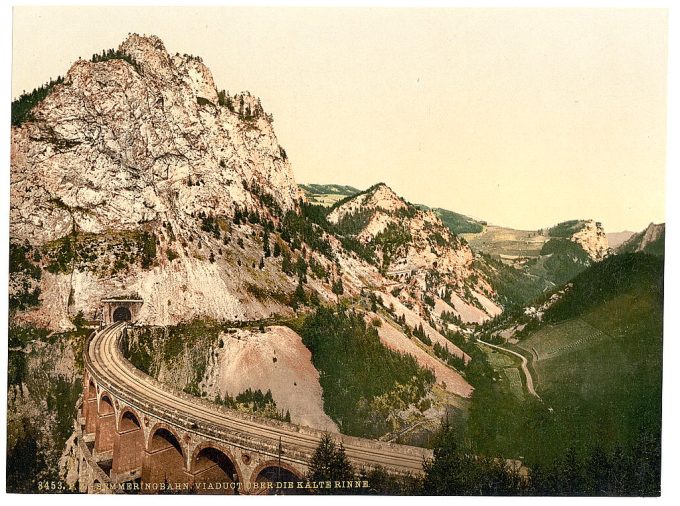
[299,184,362,207]
[417,205,484,234]
[466,253,663,468]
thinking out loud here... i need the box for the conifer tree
[309,433,354,491]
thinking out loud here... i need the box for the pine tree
[332,278,344,296]
[296,256,308,282]
[282,249,294,276]
[263,232,271,257]
[294,279,307,307]
[309,434,354,492]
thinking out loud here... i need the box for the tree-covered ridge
[294,306,435,438]
[458,252,662,494]
[473,253,547,309]
[303,181,484,234]
[546,219,588,238]
[300,183,361,197]
[11,76,64,126]
[322,184,468,273]
[422,421,660,496]
[617,223,665,257]
[417,205,485,234]
[543,252,663,323]
[90,47,142,74]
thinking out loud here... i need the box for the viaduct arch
[76,322,432,494]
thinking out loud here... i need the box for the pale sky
[12,7,667,232]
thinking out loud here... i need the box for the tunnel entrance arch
[112,306,132,322]
[101,298,143,325]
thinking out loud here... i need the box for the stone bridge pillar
[141,426,192,492]
[83,375,98,437]
[94,394,116,456]
[111,408,145,482]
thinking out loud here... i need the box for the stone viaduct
[73,322,432,494]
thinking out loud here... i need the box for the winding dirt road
[478,339,541,399]
[86,323,431,474]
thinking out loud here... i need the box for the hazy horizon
[12,7,667,232]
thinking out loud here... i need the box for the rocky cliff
[10,34,308,330]
[11,34,298,243]
[568,220,610,261]
[617,223,665,256]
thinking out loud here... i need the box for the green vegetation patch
[11,76,65,126]
[214,388,290,422]
[473,253,547,309]
[90,48,142,74]
[9,243,43,311]
[42,229,158,276]
[293,306,435,438]
[7,328,87,493]
[418,205,484,234]
[547,219,586,238]
[463,253,662,493]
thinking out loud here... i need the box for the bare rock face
[327,183,500,319]
[328,183,476,282]
[10,34,304,329]
[616,222,665,256]
[570,220,609,261]
[11,34,299,245]
[200,326,339,432]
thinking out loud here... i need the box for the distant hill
[616,223,665,256]
[299,183,361,206]
[416,205,485,234]
[462,219,610,297]
[462,226,548,259]
[301,182,485,235]
[607,230,635,249]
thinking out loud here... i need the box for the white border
[1,2,677,506]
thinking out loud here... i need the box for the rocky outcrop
[11,34,299,244]
[617,223,665,256]
[569,220,609,261]
[200,326,338,432]
[328,183,500,320]
[10,34,307,329]
[328,183,476,281]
